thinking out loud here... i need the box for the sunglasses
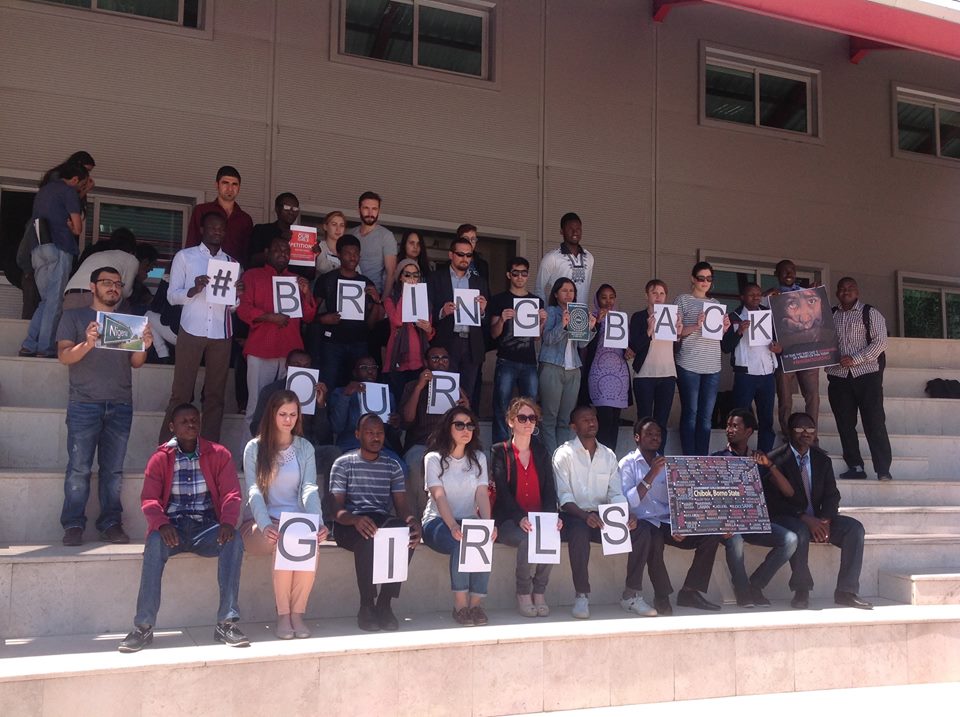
[694,275,713,283]
[452,421,477,431]
[514,413,537,424]
[510,270,529,277]
[401,271,421,278]
[452,251,475,258]
[280,205,299,212]
[791,427,816,434]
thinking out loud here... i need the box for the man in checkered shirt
[826,277,893,481]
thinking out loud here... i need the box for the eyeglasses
[510,270,529,277]
[428,355,450,363]
[280,205,299,212]
[694,275,713,283]
[356,363,378,371]
[452,421,477,431]
[401,271,420,279]
[791,426,816,434]
[96,279,124,289]
[514,413,537,424]
[452,251,474,258]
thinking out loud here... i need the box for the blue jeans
[134,515,243,626]
[731,372,776,453]
[723,524,798,594]
[492,358,539,444]
[422,518,491,596]
[316,339,369,390]
[676,366,721,456]
[539,362,580,455]
[23,243,73,355]
[61,401,133,531]
[633,376,676,452]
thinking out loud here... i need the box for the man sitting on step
[119,404,248,652]
[763,412,872,610]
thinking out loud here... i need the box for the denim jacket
[538,305,594,368]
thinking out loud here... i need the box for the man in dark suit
[762,412,872,610]
[427,237,490,405]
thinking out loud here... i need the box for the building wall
[1,0,958,328]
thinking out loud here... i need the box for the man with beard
[347,191,397,296]
[57,267,153,546]
[238,237,316,403]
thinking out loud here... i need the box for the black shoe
[750,584,772,607]
[791,589,810,609]
[357,604,380,632]
[377,603,399,631]
[214,621,250,647]
[839,467,866,480]
[877,473,893,482]
[835,591,873,609]
[735,589,755,608]
[676,589,721,611]
[62,527,83,546]
[118,625,153,653]
[100,525,130,544]
[653,596,673,616]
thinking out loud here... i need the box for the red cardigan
[237,264,317,359]
[140,438,242,534]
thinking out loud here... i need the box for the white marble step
[839,506,960,535]
[879,568,960,605]
[801,396,960,436]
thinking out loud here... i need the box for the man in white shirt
[620,417,723,614]
[62,228,141,311]
[554,405,654,619]
[536,212,594,302]
[159,211,243,443]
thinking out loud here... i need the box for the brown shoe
[62,527,83,546]
[470,605,489,626]
[100,525,130,544]
[452,607,474,626]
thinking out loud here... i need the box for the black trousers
[773,514,865,594]
[647,523,721,597]
[595,406,622,453]
[446,337,481,405]
[560,512,650,594]
[827,371,892,475]
[335,514,412,605]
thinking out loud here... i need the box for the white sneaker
[620,595,658,617]
[571,594,590,619]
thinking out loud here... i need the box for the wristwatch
[641,478,653,490]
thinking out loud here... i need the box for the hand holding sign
[748,310,773,347]
[427,370,460,414]
[599,502,633,555]
[337,279,367,321]
[274,512,322,571]
[653,304,680,341]
[206,259,241,305]
[527,512,561,565]
[701,302,726,340]
[401,282,429,323]
[454,288,481,327]
[458,519,495,572]
[603,311,629,349]
[273,276,302,318]
[373,526,410,584]
[288,225,318,267]
[359,382,391,420]
[513,297,541,338]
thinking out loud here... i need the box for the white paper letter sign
[453,288,481,327]
[372,526,410,584]
[401,282,429,323]
[513,297,541,338]
[359,382,391,420]
[206,259,240,305]
[653,304,679,341]
[701,303,726,341]
[272,276,302,318]
[427,370,460,415]
[275,512,320,571]
[286,367,320,415]
[458,519,495,572]
[599,502,633,556]
[527,512,561,565]
[603,311,629,349]
[337,279,366,321]
[748,310,774,347]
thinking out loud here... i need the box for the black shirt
[488,291,543,364]
[314,270,375,344]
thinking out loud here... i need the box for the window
[699,253,821,313]
[83,195,189,270]
[896,87,960,161]
[341,0,491,80]
[33,0,204,28]
[898,272,960,338]
[702,46,820,137]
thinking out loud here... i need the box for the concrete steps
[879,569,960,605]
[839,506,960,535]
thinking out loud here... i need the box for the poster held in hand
[598,502,633,555]
[566,302,591,343]
[288,225,318,267]
[275,512,321,571]
[701,302,726,340]
[453,288,481,327]
[206,259,240,305]
[286,367,320,415]
[747,310,774,347]
[272,276,302,318]
[427,371,460,415]
[96,312,148,352]
[359,382,391,420]
[513,297,541,338]
[653,304,679,341]
[458,519,495,572]
[769,286,840,372]
[401,282,429,323]
[527,512,561,565]
[665,456,771,535]
[373,526,410,584]
[337,279,366,321]
[603,311,629,349]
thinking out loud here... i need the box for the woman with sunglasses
[676,261,731,455]
[398,229,431,281]
[241,390,328,639]
[314,211,346,277]
[421,407,496,626]
[490,397,561,617]
[539,277,597,454]
[383,258,435,400]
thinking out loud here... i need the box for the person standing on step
[827,277,893,482]
[536,212,594,303]
[118,404,248,652]
[57,266,152,546]
[184,166,254,268]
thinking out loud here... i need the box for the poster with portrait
[770,286,840,372]
[665,456,771,536]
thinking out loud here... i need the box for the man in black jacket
[763,412,871,610]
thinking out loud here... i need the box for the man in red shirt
[238,236,317,404]
[185,166,254,267]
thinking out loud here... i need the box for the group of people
[20,156,889,650]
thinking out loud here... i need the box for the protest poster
[96,312,148,352]
[372,527,410,584]
[513,297,541,338]
[427,370,459,415]
[272,276,302,318]
[286,367,320,415]
[458,519,495,572]
[665,456,771,536]
[598,502,633,555]
[747,310,774,347]
[527,512,561,565]
[701,301,726,340]
[566,302,591,343]
[401,282,429,323]
[454,288,481,327]
[337,279,367,321]
[206,259,240,305]
[359,382,391,420]
[653,304,679,341]
[274,512,321,571]
[288,225,318,267]
[770,286,840,372]
[602,311,629,349]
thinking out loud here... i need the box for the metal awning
[654,0,960,63]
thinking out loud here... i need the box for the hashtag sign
[211,269,233,297]
[206,259,241,305]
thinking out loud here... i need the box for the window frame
[332,0,498,89]
[80,193,191,263]
[698,249,826,311]
[892,83,960,167]
[700,43,823,143]
[897,270,960,339]
[6,0,214,38]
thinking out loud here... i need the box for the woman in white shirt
[242,390,328,639]
[421,407,496,626]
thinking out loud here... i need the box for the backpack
[832,304,886,374]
